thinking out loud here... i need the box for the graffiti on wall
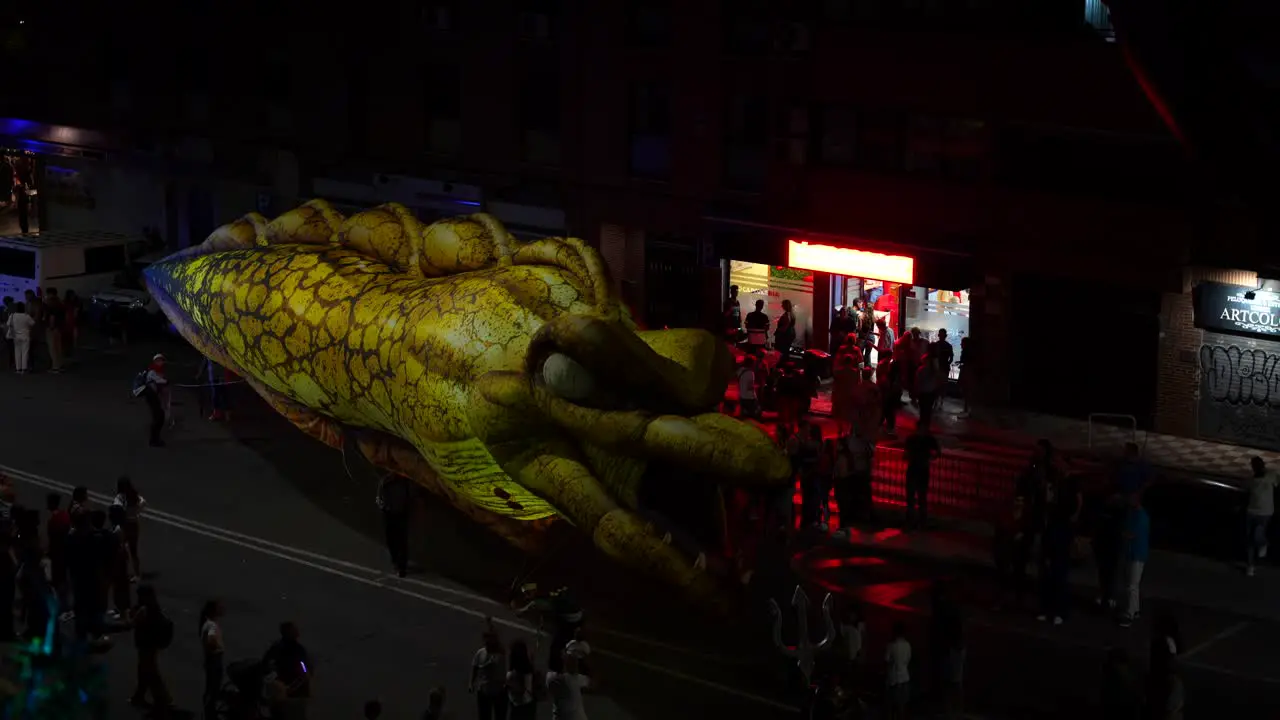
[1198,339,1280,451]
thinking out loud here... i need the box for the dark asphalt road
[0,340,797,719]
[1,337,1277,719]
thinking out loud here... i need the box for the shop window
[728,260,816,349]
[0,247,35,279]
[629,81,672,179]
[627,0,671,47]
[520,61,562,166]
[902,286,970,379]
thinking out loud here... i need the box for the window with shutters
[627,0,671,47]
[819,106,857,166]
[724,95,770,190]
[781,105,811,167]
[629,81,672,179]
[425,64,463,154]
[520,60,562,165]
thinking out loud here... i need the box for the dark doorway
[645,236,701,330]
[1009,274,1160,428]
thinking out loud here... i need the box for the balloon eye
[541,352,598,403]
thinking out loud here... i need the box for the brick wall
[1154,267,1262,438]
[1153,292,1201,437]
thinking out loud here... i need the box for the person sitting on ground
[263,621,312,714]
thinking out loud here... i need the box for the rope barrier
[171,380,249,389]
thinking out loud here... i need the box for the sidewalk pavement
[730,377,1274,484]
[829,515,1280,624]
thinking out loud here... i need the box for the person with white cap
[141,354,169,447]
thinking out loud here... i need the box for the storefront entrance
[725,238,970,379]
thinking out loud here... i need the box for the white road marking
[4,463,746,665]
[0,463,798,713]
[1182,620,1252,660]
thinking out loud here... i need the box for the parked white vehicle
[0,229,145,303]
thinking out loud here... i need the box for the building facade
[4,0,1272,446]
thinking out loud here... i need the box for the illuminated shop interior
[726,238,969,373]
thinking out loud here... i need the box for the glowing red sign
[787,239,915,285]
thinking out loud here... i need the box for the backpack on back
[131,371,149,398]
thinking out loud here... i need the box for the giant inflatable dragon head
[143,200,790,602]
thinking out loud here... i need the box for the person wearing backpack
[130,584,174,712]
[134,354,169,447]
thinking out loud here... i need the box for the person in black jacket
[0,532,17,642]
[68,511,104,641]
[377,476,411,578]
[130,585,173,711]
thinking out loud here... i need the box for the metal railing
[1087,413,1142,453]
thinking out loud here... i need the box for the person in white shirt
[141,354,170,447]
[469,629,508,720]
[199,599,226,719]
[840,604,866,693]
[1246,456,1278,576]
[546,650,590,720]
[112,476,147,580]
[884,621,912,720]
[5,302,35,373]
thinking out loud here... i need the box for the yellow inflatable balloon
[145,200,790,603]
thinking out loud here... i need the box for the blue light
[455,200,482,207]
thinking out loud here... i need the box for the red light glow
[787,240,915,285]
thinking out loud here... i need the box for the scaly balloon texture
[144,200,790,602]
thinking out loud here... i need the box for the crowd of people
[784,438,1211,720]
[2,287,84,374]
[357,589,594,720]
[0,475,328,719]
[1,284,151,376]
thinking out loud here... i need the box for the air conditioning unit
[521,12,551,40]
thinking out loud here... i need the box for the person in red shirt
[46,492,72,613]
